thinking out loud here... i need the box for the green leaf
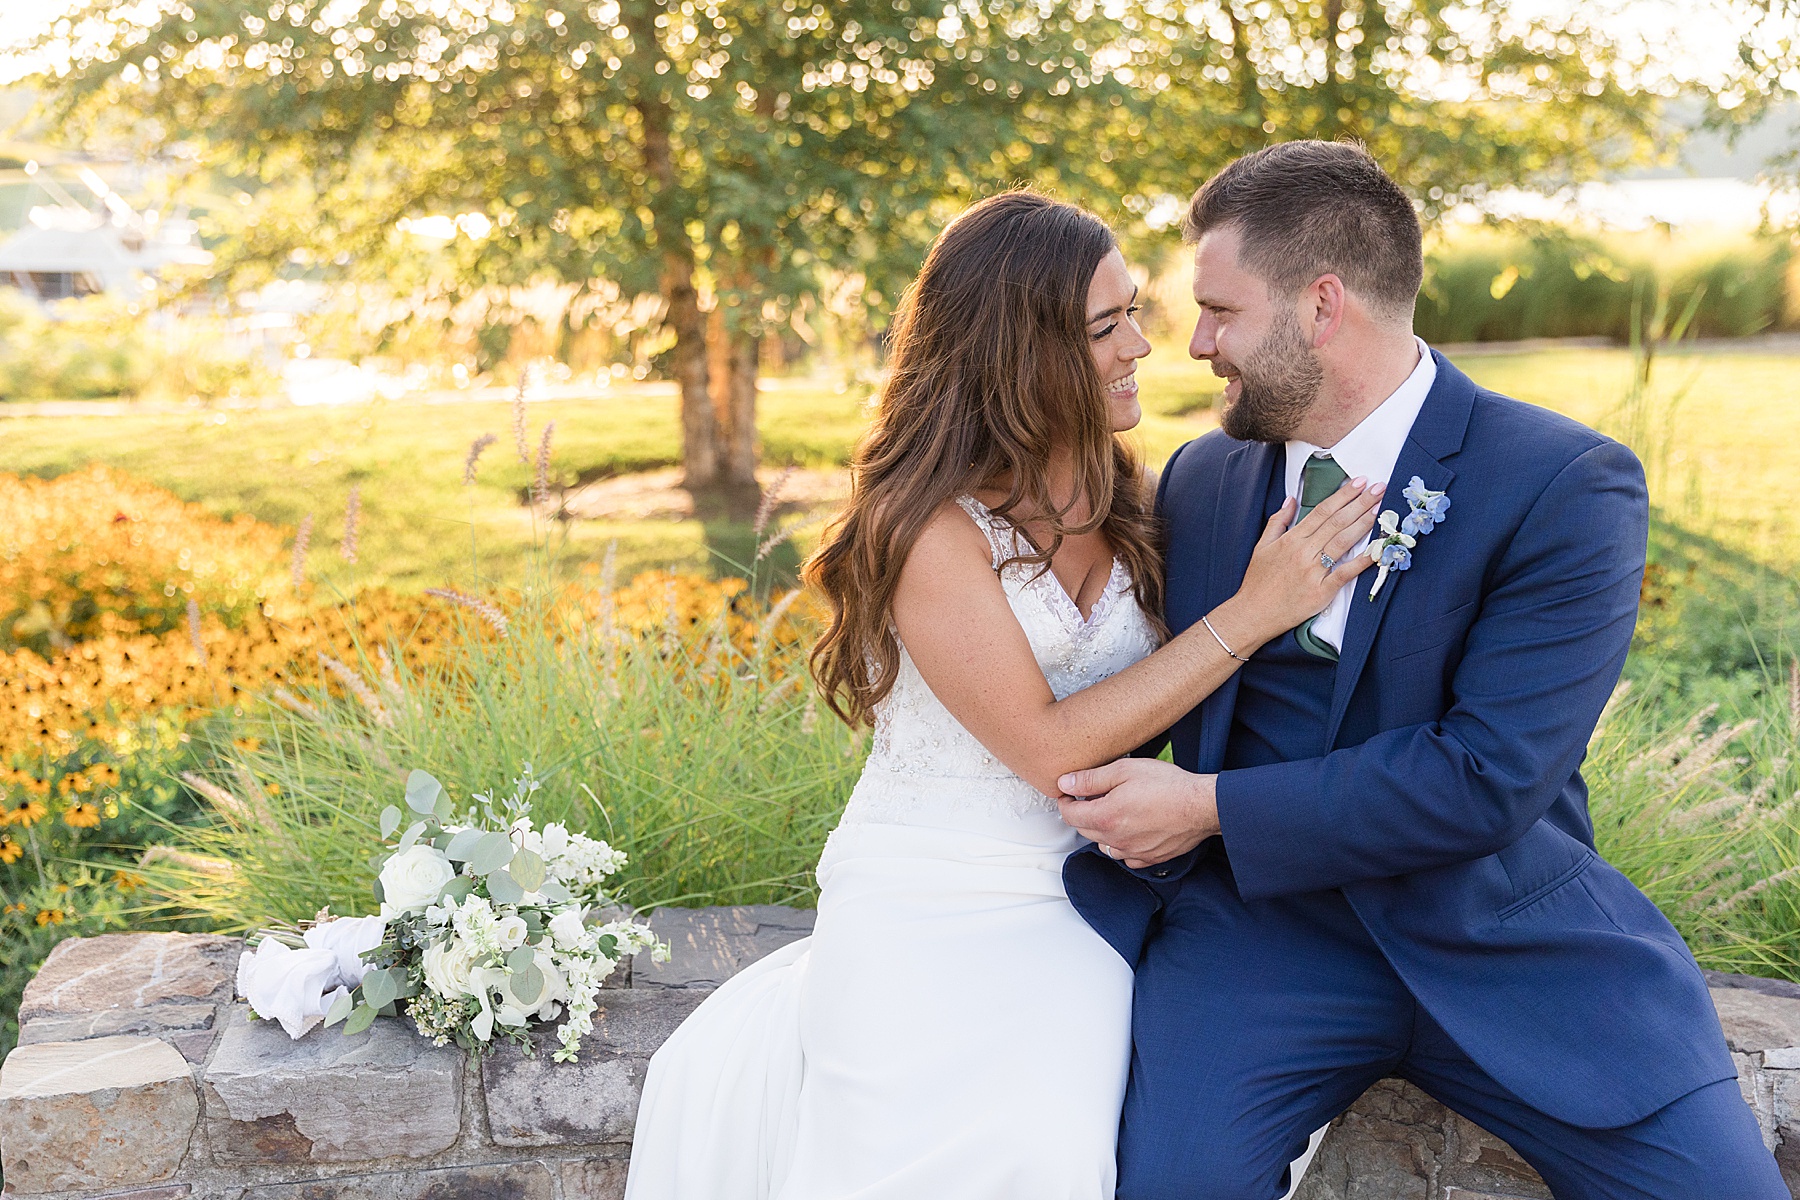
[487,867,525,906]
[521,910,544,933]
[405,769,445,816]
[396,821,428,853]
[437,875,476,904]
[432,829,455,851]
[506,945,535,974]
[537,879,573,904]
[513,963,544,1005]
[378,805,402,840]
[510,847,546,891]
[444,827,485,862]
[343,1002,378,1036]
[434,787,455,823]
[323,989,357,1028]
[467,831,515,874]
[361,966,399,1010]
[371,876,385,906]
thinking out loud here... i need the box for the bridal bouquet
[237,765,666,1062]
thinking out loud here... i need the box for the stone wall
[2,910,1798,1200]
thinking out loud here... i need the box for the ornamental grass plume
[291,513,314,593]
[340,485,361,564]
[187,599,208,666]
[318,652,396,728]
[464,433,498,486]
[1587,672,1800,978]
[512,368,531,464]
[533,422,557,510]
[752,466,798,541]
[424,588,510,638]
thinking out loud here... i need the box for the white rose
[379,845,456,913]
[548,908,588,951]
[422,937,482,999]
[494,914,529,951]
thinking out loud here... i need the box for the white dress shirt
[1282,336,1437,652]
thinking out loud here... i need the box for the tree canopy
[35,0,1679,486]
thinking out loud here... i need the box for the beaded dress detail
[840,493,1160,825]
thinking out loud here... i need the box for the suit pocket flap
[1383,599,1477,662]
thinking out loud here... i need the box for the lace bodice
[838,495,1160,826]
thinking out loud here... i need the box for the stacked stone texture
[2,910,1799,1200]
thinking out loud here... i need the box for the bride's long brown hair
[805,191,1165,728]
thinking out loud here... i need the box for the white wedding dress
[625,495,1158,1198]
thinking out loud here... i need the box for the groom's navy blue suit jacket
[1064,351,1737,1130]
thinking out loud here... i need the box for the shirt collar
[1284,336,1436,498]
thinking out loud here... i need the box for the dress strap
[955,495,1021,571]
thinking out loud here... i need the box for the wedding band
[1101,844,1123,860]
[1320,552,1336,571]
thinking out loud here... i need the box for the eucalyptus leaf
[323,990,356,1029]
[506,945,535,974]
[510,847,546,891]
[444,828,485,862]
[396,821,427,853]
[437,875,476,904]
[405,769,445,816]
[487,867,525,906]
[361,967,399,1010]
[343,1003,378,1036]
[513,963,544,1005]
[432,829,455,851]
[434,787,455,823]
[378,805,402,840]
[537,879,573,904]
[371,876,385,906]
[467,831,516,874]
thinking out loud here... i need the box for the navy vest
[1222,449,1339,771]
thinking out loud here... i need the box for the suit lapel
[1197,440,1279,771]
[1323,351,1476,747]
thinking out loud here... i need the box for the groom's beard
[1216,309,1324,444]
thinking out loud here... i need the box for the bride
[624,191,1381,1198]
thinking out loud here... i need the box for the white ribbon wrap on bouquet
[235,915,388,1039]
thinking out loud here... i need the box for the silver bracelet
[1201,614,1249,664]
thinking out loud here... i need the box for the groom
[1057,141,1786,1200]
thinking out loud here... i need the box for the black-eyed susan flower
[0,836,21,864]
[35,908,65,925]
[2,798,48,827]
[63,802,101,829]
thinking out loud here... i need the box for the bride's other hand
[1057,758,1217,868]
[1211,479,1383,648]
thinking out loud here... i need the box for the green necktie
[1294,453,1347,663]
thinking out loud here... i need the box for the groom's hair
[1182,140,1422,323]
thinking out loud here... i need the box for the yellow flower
[0,836,21,864]
[35,907,64,926]
[2,799,47,827]
[113,869,144,891]
[63,802,101,829]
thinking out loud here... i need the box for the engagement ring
[1320,552,1336,571]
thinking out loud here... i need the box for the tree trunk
[719,322,759,487]
[626,0,721,488]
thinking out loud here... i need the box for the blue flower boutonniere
[1365,476,1450,599]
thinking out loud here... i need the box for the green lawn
[1,340,1795,590]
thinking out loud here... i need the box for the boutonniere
[1365,476,1451,599]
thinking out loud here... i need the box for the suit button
[1153,868,1170,878]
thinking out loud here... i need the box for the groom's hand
[1056,759,1219,869]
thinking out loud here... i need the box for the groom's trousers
[1117,857,1788,1200]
